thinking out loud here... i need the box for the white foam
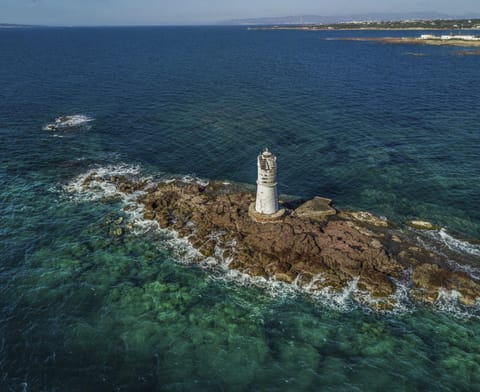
[207,269,301,300]
[43,114,94,131]
[163,175,209,187]
[309,278,359,311]
[413,229,480,280]
[62,165,205,266]
[434,288,480,319]
[164,233,204,265]
[447,261,480,281]
[179,175,210,187]
[127,204,160,235]
[388,275,415,314]
[62,163,143,202]
[208,268,373,313]
[435,229,480,257]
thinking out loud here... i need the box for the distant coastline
[251,19,480,48]
[250,27,480,31]
[327,36,480,48]
[248,18,480,32]
[0,23,43,28]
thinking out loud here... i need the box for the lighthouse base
[248,203,286,224]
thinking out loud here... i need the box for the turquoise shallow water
[1,27,480,390]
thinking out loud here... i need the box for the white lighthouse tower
[249,148,285,223]
[255,148,279,214]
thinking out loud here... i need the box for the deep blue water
[1,27,480,391]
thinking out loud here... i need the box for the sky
[1,0,479,26]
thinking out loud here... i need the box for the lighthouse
[255,148,279,214]
[249,148,285,223]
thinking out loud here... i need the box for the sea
[1,26,480,391]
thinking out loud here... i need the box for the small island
[331,34,480,48]
[77,149,480,311]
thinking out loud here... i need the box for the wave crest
[43,114,94,131]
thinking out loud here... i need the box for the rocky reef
[81,173,480,310]
[329,37,480,48]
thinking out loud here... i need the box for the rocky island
[330,35,480,48]
[78,150,480,311]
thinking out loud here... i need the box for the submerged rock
[110,227,124,237]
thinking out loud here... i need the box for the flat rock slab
[293,197,337,222]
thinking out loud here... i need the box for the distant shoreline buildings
[420,34,480,41]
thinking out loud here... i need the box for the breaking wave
[434,288,480,319]
[165,175,210,187]
[414,228,480,280]
[435,229,480,257]
[62,163,143,202]
[43,114,94,131]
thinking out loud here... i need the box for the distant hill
[0,23,42,28]
[221,12,480,26]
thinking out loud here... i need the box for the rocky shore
[82,173,480,310]
[330,37,480,48]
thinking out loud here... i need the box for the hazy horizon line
[3,11,480,28]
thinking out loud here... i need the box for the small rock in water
[406,220,439,230]
[110,227,124,237]
[348,211,389,227]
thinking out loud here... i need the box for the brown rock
[347,211,389,227]
[88,176,480,309]
[143,211,156,220]
[412,263,480,305]
[294,197,337,221]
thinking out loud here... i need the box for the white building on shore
[420,34,480,41]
